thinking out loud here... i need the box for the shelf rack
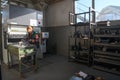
[93,25,120,75]
[68,8,93,66]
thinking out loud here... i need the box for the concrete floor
[1,54,120,80]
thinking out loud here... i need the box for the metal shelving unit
[68,8,92,65]
[68,36,91,65]
[93,25,120,75]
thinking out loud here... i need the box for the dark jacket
[27,31,40,48]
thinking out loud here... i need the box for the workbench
[7,44,37,77]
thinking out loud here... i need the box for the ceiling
[31,0,64,4]
[7,0,64,10]
[8,0,64,4]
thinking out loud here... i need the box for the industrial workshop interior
[0,0,120,80]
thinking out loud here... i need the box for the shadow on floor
[2,54,120,80]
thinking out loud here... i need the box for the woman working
[26,26,40,67]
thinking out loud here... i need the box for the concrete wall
[42,26,75,56]
[43,0,75,56]
[45,0,74,27]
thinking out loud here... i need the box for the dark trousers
[33,54,36,65]
[0,65,2,80]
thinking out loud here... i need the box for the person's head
[35,33,39,39]
[27,26,33,33]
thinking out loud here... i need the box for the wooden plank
[94,50,120,57]
[94,43,120,47]
[95,54,120,61]
[94,58,120,66]
[94,35,120,38]
[93,66,120,75]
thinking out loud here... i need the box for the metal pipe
[76,12,90,15]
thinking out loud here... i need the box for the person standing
[27,26,39,46]
[26,26,40,67]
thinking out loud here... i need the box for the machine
[41,32,49,54]
[2,4,45,65]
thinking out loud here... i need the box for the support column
[0,0,3,79]
[92,0,95,23]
